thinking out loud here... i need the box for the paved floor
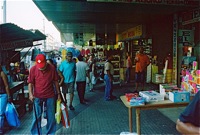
[4,82,185,135]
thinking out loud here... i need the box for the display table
[120,96,189,135]
[9,81,26,117]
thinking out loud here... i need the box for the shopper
[76,55,90,104]
[125,53,132,84]
[104,54,116,101]
[0,64,11,135]
[58,51,76,110]
[134,47,150,92]
[176,91,200,134]
[28,54,61,135]
[87,54,96,92]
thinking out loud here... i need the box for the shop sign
[178,30,194,46]
[119,25,143,41]
[87,0,199,6]
[182,9,200,25]
[0,39,33,50]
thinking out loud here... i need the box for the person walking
[58,52,76,110]
[28,54,61,135]
[104,54,116,101]
[176,91,200,134]
[0,64,11,135]
[125,54,132,84]
[87,54,96,92]
[134,47,150,92]
[76,55,90,104]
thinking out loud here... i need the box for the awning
[0,23,46,51]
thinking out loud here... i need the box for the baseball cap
[35,54,46,69]
[67,52,73,57]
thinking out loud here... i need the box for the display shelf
[112,55,121,85]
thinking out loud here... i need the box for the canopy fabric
[0,23,46,50]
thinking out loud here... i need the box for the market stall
[0,23,46,116]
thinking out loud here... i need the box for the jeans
[126,67,131,83]
[0,94,8,133]
[31,97,56,135]
[104,74,113,100]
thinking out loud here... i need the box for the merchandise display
[139,91,164,102]
[112,55,121,85]
[181,61,200,95]
[169,91,190,103]
[130,97,145,106]
[159,84,179,99]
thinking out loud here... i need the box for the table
[120,96,189,135]
[9,81,26,117]
[9,81,24,99]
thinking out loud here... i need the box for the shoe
[69,105,75,110]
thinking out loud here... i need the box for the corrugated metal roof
[0,23,46,50]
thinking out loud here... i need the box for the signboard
[87,0,199,6]
[96,33,106,45]
[178,30,194,46]
[0,39,33,51]
[182,8,200,25]
[119,25,143,41]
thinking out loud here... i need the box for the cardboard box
[159,84,178,99]
[130,97,145,106]
[139,91,164,102]
[169,91,190,103]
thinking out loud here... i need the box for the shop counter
[9,81,26,117]
[120,95,189,135]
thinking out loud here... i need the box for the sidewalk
[5,82,185,135]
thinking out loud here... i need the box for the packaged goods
[139,91,164,102]
[169,91,190,103]
[130,97,145,106]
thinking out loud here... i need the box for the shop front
[0,23,46,116]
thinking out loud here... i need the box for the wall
[147,15,173,73]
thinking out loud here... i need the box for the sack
[55,100,61,124]
[61,103,70,128]
[5,102,20,127]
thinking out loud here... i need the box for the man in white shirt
[76,55,90,104]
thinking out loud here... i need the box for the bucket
[155,74,164,83]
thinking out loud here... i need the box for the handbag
[5,102,20,127]
[61,103,70,128]
[55,100,61,124]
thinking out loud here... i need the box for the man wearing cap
[28,54,61,135]
[58,51,76,110]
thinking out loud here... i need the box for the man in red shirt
[134,47,150,92]
[28,54,61,135]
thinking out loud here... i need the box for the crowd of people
[0,46,199,134]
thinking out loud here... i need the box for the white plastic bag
[91,76,97,85]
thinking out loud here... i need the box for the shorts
[135,71,145,83]
[62,82,75,94]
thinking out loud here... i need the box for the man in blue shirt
[58,52,76,110]
[176,91,200,134]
